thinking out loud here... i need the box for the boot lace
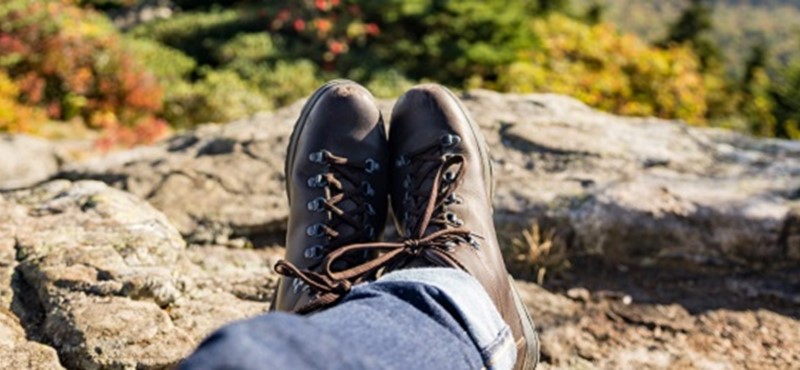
[278,134,481,313]
[274,149,380,313]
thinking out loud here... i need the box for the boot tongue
[331,197,359,238]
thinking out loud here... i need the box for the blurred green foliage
[349,0,538,84]
[772,60,800,138]
[1,0,799,145]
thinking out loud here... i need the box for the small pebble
[567,287,591,302]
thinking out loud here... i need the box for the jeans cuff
[376,267,517,370]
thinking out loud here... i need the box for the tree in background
[661,0,719,69]
[583,2,605,24]
[533,0,572,14]
[771,37,800,139]
[660,0,737,124]
[739,44,777,137]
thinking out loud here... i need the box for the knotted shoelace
[277,137,477,314]
[274,150,378,313]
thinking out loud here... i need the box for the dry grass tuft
[510,222,570,284]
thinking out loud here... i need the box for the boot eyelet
[403,175,412,190]
[292,278,304,294]
[395,155,410,168]
[365,225,375,238]
[308,151,326,163]
[307,174,327,188]
[365,203,376,216]
[441,134,462,147]
[304,244,325,260]
[443,171,456,183]
[445,193,462,205]
[445,212,462,226]
[307,197,326,212]
[466,236,481,250]
[444,241,457,251]
[361,181,375,197]
[306,223,325,238]
[365,158,380,174]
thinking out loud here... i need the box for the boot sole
[509,275,540,369]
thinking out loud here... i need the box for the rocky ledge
[2,90,799,369]
[50,90,800,268]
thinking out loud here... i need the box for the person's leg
[180,268,514,370]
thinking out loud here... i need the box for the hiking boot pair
[272,80,538,369]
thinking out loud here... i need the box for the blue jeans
[181,268,516,370]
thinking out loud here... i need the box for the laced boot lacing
[277,134,481,313]
[275,149,380,313]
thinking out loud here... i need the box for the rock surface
[62,90,800,268]
[534,258,800,369]
[0,134,60,191]
[2,90,799,369]
[463,91,800,268]
[61,112,296,247]
[1,180,279,370]
[0,307,63,370]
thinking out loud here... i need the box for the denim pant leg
[181,267,514,370]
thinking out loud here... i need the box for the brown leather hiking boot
[387,84,540,369]
[317,84,538,368]
[271,80,389,313]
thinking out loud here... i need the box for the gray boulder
[61,90,800,269]
[465,90,800,267]
[0,134,60,190]
[60,110,298,247]
[1,180,278,369]
[0,196,65,369]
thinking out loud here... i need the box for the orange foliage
[0,0,168,147]
[0,70,47,133]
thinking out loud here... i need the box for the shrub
[76,0,138,11]
[356,0,538,84]
[126,37,197,82]
[264,0,537,85]
[231,59,323,107]
[772,60,800,139]
[129,8,265,66]
[494,14,708,123]
[365,69,417,98]
[0,70,47,133]
[0,0,167,146]
[163,68,272,127]
[122,0,544,123]
[215,33,277,65]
